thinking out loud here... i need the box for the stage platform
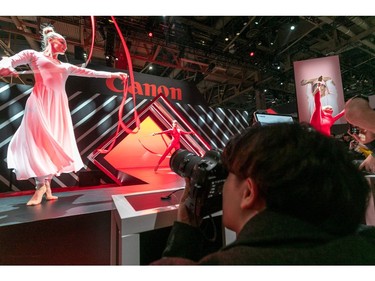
[0,167,185,265]
[2,169,374,265]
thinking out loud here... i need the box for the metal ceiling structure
[1,16,375,113]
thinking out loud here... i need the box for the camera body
[169,149,228,218]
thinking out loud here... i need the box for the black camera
[349,123,360,135]
[169,149,228,218]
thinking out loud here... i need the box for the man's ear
[240,177,261,210]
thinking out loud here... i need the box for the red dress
[156,128,192,167]
[309,90,344,136]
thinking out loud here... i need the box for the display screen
[254,113,294,126]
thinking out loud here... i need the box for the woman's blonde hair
[40,25,64,50]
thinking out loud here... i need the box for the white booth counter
[111,187,235,265]
[111,188,184,265]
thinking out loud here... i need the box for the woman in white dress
[301,75,339,118]
[0,26,128,205]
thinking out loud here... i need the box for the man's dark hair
[222,122,370,235]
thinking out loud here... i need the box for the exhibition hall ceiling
[1,16,375,112]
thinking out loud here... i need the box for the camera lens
[169,149,202,177]
[170,148,227,218]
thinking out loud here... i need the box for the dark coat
[152,210,375,265]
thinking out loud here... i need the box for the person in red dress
[309,83,345,137]
[152,120,195,172]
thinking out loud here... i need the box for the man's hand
[348,127,375,145]
[359,154,375,173]
[177,178,201,227]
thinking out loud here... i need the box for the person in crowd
[0,25,128,206]
[345,95,375,173]
[349,139,372,158]
[309,85,345,136]
[151,120,194,172]
[152,122,375,265]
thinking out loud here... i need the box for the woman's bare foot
[45,182,58,201]
[26,185,47,206]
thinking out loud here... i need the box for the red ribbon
[137,134,170,156]
[94,16,140,154]
[110,16,140,134]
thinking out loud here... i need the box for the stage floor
[0,167,185,228]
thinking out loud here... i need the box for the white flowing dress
[0,49,114,180]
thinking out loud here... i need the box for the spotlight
[249,51,255,57]
[145,18,156,38]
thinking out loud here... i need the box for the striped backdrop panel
[0,82,249,192]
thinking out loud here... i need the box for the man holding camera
[152,122,375,265]
[345,95,375,173]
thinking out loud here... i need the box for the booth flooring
[0,167,185,265]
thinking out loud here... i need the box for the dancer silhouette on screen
[152,120,195,172]
[0,25,128,205]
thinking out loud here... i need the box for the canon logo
[106,78,183,101]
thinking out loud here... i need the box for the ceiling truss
[1,16,375,113]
